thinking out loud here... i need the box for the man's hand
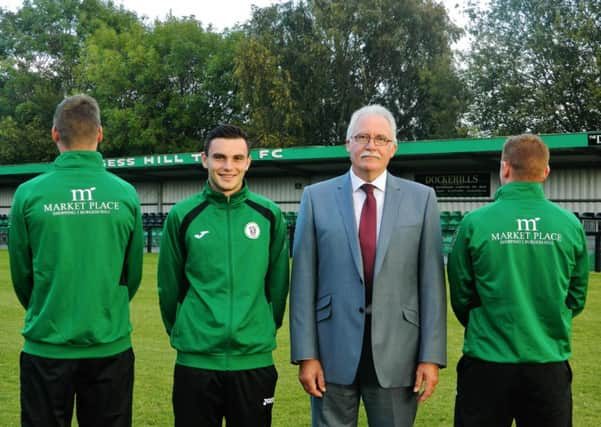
[413,362,439,403]
[298,358,326,397]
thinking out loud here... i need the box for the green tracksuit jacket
[8,151,144,359]
[157,183,289,371]
[447,182,588,363]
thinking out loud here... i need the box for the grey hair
[346,104,397,144]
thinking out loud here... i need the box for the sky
[0,0,472,33]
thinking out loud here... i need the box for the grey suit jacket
[289,171,446,387]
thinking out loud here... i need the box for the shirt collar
[349,168,387,193]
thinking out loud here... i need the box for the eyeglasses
[352,134,393,146]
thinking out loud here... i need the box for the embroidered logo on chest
[244,222,261,239]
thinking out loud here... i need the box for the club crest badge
[244,222,260,239]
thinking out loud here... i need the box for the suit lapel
[374,173,402,279]
[336,173,363,279]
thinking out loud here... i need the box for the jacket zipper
[226,200,234,369]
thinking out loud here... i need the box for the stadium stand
[0,214,8,246]
[0,210,600,271]
[440,210,464,256]
[284,211,297,255]
[142,212,168,252]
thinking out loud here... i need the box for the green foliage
[78,18,244,156]
[236,0,468,146]
[0,66,60,162]
[464,0,601,135]
[0,0,140,163]
[2,0,600,162]
[235,37,301,147]
[0,1,244,161]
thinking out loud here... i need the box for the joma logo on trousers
[71,187,96,202]
[516,217,540,231]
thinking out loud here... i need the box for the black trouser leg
[454,356,573,427]
[225,366,278,427]
[75,348,135,427]
[454,356,515,427]
[515,361,572,427]
[173,365,225,427]
[20,352,76,427]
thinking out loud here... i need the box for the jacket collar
[494,181,546,201]
[203,180,249,206]
[53,151,104,169]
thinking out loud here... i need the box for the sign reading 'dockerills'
[415,173,490,197]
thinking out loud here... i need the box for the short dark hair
[53,95,101,146]
[502,133,549,181]
[204,124,250,154]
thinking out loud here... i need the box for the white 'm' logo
[194,231,209,239]
[71,187,96,201]
[516,217,540,231]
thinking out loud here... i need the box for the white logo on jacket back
[516,217,540,231]
[490,216,561,245]
[71,187,96,201]
[42,187,120,216]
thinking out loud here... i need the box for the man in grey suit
[290,104,446,427]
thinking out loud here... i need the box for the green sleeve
[447,219,479,327]
[566,225,589,317]
[8,187,33,309]
[268,209,290,330]
[123,197,144,300]
[157,211,185,335]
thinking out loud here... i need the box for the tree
[0,0,140,163]
[0,1,244,161]
[77,18,244,156]
[313,0,466,140]
[1,0,469,163]
[235,4,312,147]
[463,0,601,135]
[236,0,467,146]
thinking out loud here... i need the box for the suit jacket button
[359,307,364,313]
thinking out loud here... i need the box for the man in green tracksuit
[158,124,289,427]
[447,134,589,427]
[8,95,144,427]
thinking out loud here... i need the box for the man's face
[345,114,396,182]
[201,138,251,197]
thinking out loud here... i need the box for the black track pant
[173,364,278,427]
[454,355,572,427]
[20,349,134,427]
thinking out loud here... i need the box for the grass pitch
[1,251,599,426]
